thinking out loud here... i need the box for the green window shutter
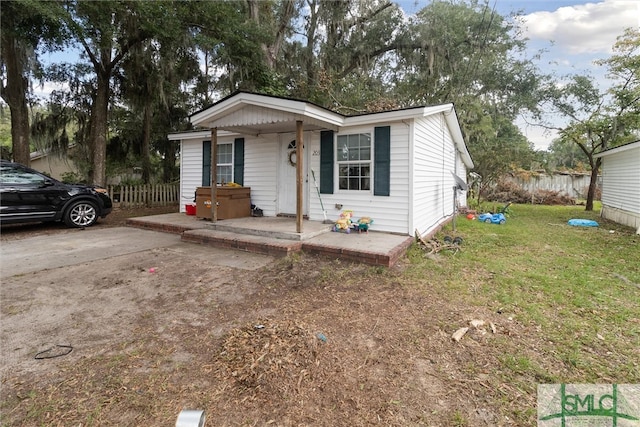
[202,140,211,186]
[320,130,334,194]
[374,126,390,196]
[233,138,245,185]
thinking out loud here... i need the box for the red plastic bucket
[185,204,196,216]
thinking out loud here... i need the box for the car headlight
[94,187,108,194]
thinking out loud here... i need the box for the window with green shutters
[202,138,245,186]
[336,133,371,191]
[216,143,233,184]
[322,126,390,195]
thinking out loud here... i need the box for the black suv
[0,160,112,228]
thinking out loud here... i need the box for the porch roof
[190,92,343,135]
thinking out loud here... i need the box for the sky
[398,0,639,150]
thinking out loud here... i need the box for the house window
[337,133,371,191]
[217,143,233,184]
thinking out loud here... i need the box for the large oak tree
[542,28,639,210]
[1,0,65,165]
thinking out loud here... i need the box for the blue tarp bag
[568,219,599,227]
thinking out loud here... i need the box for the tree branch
[336,41,425,79]
[111,31,150,69]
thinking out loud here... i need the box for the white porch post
[296,120,304,233]
[211,128,218,222]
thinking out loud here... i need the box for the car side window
[0,165,46,185]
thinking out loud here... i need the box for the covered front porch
[126,213,414,267]
[188,92,344,234]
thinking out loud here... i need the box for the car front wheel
[64,200,99,227]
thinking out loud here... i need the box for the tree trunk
[161,139,176,183]
[585,157,600,211]
[247,0,295,70]
[0,32,31,165]
[141,100,152,184]
[9,98,30,165]
[90,70,110,186]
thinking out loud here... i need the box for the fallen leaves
[217,320,324,393]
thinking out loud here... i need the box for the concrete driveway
[1,225,275,379]
[1,226,274,279]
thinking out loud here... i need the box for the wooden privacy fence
[106,183,179,208]
[504,173,598,199]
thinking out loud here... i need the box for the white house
[593,140,640,234]
[30,148,79,181]
[168,92,473,237]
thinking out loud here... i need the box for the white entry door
[277,133,308,215]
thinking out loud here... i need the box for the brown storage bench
[195,186,251,219]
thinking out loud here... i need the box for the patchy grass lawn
[2,203,638,426]
[405,203,640,418]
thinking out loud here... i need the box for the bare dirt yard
[1,204,638,426]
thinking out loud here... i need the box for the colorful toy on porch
[355,216,373,234]
[333,210,353,233]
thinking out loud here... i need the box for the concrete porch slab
[204,215,332,241]
[126,213,413,267]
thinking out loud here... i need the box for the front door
[277,133,308,215]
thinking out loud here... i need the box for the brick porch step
[181,229,303,258]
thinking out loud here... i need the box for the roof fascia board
[302,104,344,127]
[342,104,455,127]
[594,140,640,158]
[344,107,427,127]
[167,130,239,141]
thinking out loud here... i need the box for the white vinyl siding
[411,115,458,237]
[307,124,410,234]
[180,135,279,215]
[600,148,640,212]
[598,143,640,231]
[180,140,204,212]
[243,136,279,217]
[455,153,469,207]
